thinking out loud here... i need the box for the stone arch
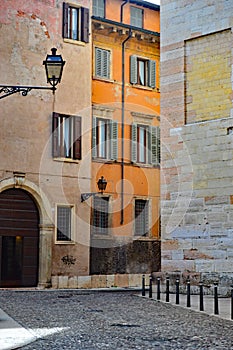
[0,175,54,287]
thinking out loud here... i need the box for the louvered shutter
[93,0,105,17]
[148,60,156,88]
[62,2,69,38]
[52,112,60,157]
[151,126,160,166]
[148,126,152,164]
[130,55,137,84]
[73,116,82,160]
[110,120,118,160]
[81,7,89,43]
[92,117,97,159]
[131,123,137,163]
[102,49,110,78]
[95,48,102,77]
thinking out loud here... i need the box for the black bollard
[166,276,170,302]
[214,282,219,315]
[187,277,191,308]
[231,285,233,320]
[175,278,180,305]
[142,274,146,297]
[157,277,161,301]
[149,275,153,298]
[199,281,204,311]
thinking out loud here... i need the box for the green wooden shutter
[93,0,105,17]
[131,123,137,163]
[95,48,102,77]
[102,49,110,78]
[110,120,118,160]
[81,7,89,43]
[62,2,69,38]
[130,55,137,84]
[52,112,59,157]
[148,126,152,164]
[151,126,160,166]
[73,116,82,160]
[92,117,97,159]
[148,60,156,88]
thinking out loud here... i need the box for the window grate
[135,199,149,236]
[93,197,109,235]
[57,206,72,241]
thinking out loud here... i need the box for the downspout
[120,0,128,22]
[121,29,132,225]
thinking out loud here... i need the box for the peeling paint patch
[16,10,50,38]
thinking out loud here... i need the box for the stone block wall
[160,0,233,289]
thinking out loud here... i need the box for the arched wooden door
[0,188,39,287]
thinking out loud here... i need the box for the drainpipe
[121,29,132,225]
[120,0,128,22]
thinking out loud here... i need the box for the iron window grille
[56,206,72,242]
[135,199,149,236]
[92,196,109,235]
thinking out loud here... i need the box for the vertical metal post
[199,281,204,311]
[175,277,180,305]
[187,277,191,308]
[149,275,153,298]
[166,276,170,302]
[231,284,233,320]
[142,274,145,297]
[157,277,161,301]
[214,282,219,315]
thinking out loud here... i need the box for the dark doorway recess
[0,188,39,287]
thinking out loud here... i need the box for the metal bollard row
[141,275,233,318]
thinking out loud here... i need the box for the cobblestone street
[0,290,233,349]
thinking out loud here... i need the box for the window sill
[129,83,156,91]
[93,76,115,83]
[53,157,80,164]
[131,162,160,168]
[92,158,116,164]
[63,38,86,46]
[55,240,75,245]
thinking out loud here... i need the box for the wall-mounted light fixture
[0,48,65,99]
[81,176,107,202]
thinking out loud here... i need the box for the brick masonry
[160,0,233,290]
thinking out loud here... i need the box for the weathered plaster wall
[160,0,233,290]
[0,0,92,284]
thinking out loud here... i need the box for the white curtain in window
[71,8,78,40]
[64,118,70,157]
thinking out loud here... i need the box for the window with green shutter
[131,123,160,166]
[92,117,118,160]
[93,0,105,17]
[130,55,156,88]
[95,47,110,79]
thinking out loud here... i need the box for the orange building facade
[89,0,160,275]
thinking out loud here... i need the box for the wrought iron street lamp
[0,48,65,99]
[81,176,108,202]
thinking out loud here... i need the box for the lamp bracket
[0,85,55,99]
[81,193,97,202]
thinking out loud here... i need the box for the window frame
[130,55,156,88]
[52,112,82,161]
[92,117,118,161]
[134,198,150,237]
[55,204,75,244]
[93,0,105,18]
[130,6,144,28]
[92,196,110,235]
[94,47,111,80]
[63,2,89,43]
[131,123,160,166]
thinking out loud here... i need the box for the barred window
[57,206,72,242]
[135,199,149,236]
[92,197,109,235]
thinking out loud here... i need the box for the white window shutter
[130,55,137,84]
[92,117,97,158]
[131,123,137,163]
[148,60,156,88]
[151,126,160,166]
[110,120,118,160]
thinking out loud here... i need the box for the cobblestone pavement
[0,290,233,349]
